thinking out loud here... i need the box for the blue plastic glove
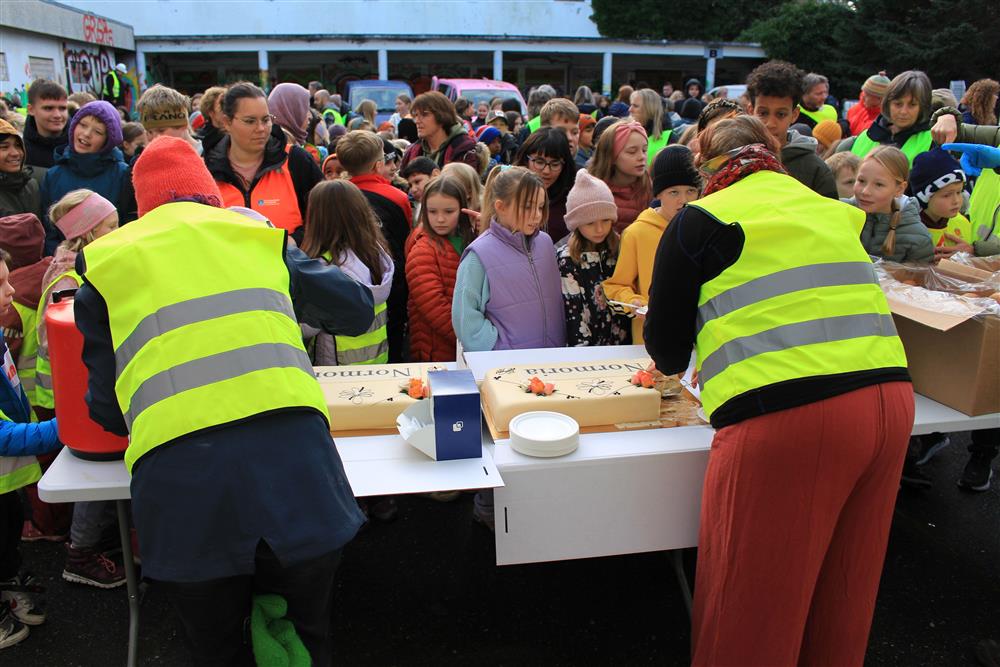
[942,143,1000,170]
[960,152,983,178]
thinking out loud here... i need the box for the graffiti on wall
[82,14,115,46]
[63,43,138,114]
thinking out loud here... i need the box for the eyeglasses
[235,115,276,128]
[528,156,564,172]
[698,147,745,175]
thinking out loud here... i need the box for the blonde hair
[48,189,117,252]
[862,145,909,256]
[631,89,665,141]
[442,161,483,211]
[481,165,548,232]
[137,84,191,119]
[567,227,619,264]
[587,119,652,200]
[825,151,860,178]
[540,98,580,127]
[355,99,377,124]
[473,142,491,179]
[200,86,227,118]
[336,130,383,175]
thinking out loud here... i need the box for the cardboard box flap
[936,259,997,285]
[886,293,986,331]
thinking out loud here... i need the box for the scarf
[703,144,787,196]
[268,83,310,145]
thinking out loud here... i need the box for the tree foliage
[589,0,784,43]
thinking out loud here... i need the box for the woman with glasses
[514,127,577,243]
[205,81,323,241]
[644,114,913,667]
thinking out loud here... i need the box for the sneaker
[0,573,45,626]
[62,545,126,589]
[900,457,933,489]
[0,601,29,649]
[21,521,68,543]
[915,433,952,466]
[958,454,994,492]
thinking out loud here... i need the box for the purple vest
[463,219,566,350]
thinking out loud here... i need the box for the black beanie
[652,145,700,194]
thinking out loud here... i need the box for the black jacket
[23,115,68,170]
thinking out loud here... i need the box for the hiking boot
[0,601,29,650]
[958,453,994,492]
[915,433,952,466]
[62,545,126,589]
[0,572,45,626]
[900,457,933,489]
[21,521,68,543]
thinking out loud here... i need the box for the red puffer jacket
[406,227,461,362]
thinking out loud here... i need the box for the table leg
[670,549,693,619]
[116,500,139,667]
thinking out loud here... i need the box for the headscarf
[267,83,310,145]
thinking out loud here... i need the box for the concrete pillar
[602,52,613,97]
[493,49,503,81]
[135,49,147,91]
[257,49,269,91]
[704,55,717,93]
[378,49,388,80]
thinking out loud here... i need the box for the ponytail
[881,197,900,257]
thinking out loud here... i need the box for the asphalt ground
[7,431,999,666]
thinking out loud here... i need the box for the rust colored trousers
[691,382,914,667]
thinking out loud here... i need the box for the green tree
[590,0,784,42]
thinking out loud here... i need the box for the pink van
[431,77,527,116]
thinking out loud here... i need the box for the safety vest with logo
[968,168,1000,245]
[0,404,42,494]
[798,104,837,125]
[851,129,933,165]
[12,301,39,406]
[103,70,121,99]
[320,252,388,365]
[926,212,975,247]
[690,170,908,419]
[81,202,329,473]
[34,271,83,410]
[216,144,304,233]
[322,108,345,126]
[647,130,672,166]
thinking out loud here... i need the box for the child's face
[380,156,399,180]
[888,94,920,131]
[73,115,108,154]
[578,218,613,245]
[488,138,502,156]
[854,160,905,213]
[749,95,798,145]
[123,134,147,156]
[580,126,594,150]
[496,189,546,236]
[323,157,342,180]
[93,212,119,239]
[835,166,857,200]
[424,192,461,237]
[614,132,648,179]
[547,116,580,155]
[0,261,14,315]
[407,171,436,200]
[0,137,24,174]
[926,181,964,221]
[657,185,700,221]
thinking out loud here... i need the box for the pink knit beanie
[563,168,618,232]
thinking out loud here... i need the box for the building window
[28,56,56,81]
[0,53,8,82]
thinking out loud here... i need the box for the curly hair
[961,79,999,126]
[746,60,806,105]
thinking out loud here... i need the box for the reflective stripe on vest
[335,301,388,365]
[81,202,329,473]
[0,406,42,493]
[646,130,672,166]
[691,170,908,419]
[35,272,83,410]
[12,302,39,401]
[216,144,304,233]
[798,104,837,125]
[851,129,933,165]
[103,71,121,99]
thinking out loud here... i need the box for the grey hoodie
[843,195,934,263]
[781,130,839,199]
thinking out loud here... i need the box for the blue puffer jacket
[0,332,59,458]
[40,145,129,255]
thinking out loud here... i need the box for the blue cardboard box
[396,369,482,461]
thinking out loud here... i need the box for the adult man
[313,89,344,127]
[101,64,128,108]
[797,72,838,130]
[662,82,674,99]
[23,80,68,169]
[75,136,374,665]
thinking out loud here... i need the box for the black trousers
[0,491,23,580]
[158,541,342,667]
[971,427,1000,459]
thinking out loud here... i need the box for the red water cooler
[45,290,129,460]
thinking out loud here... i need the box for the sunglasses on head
[698,146,746,175]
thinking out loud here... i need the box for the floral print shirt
[557,245,631,347]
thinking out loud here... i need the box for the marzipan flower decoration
[630,370,656,389]
[524,376,556,396]
[400,378,430,399]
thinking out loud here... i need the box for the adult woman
[389,93,411,129]
[399,91,479,171]
[515,127,577,242]
[573,85,597,116]
[629,88,673,164]
[960,79,999,126]
[837,70,935,165]
[40,101,128,254]
[586,120,651,232]
[355,99,377,127]
[645,115,913,667]
[268,82,312,148]
[205,82,323,240]
[0,119,43,219]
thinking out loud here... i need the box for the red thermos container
[45,290,129,460]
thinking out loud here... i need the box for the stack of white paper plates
[509,411,579,458]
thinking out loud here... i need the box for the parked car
[344,80,414,125]
[432,77,527,116]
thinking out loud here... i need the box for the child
[586,120,652,233]
[321,153,343,180]
[441,161,483,216]
[576,114,596,168]
[406,177,475,362]
[909,148,975,260]
[847,145,933,263]
[745,60,839,198]
[825,152,861,200]
[0,247,61,648]
[604,145,700,344]
[812,119,842,158]
[120,122,146,160]
[557,170,630,347]
[400,156,440,224]
[474,125,504,168]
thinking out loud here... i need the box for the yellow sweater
[602,207,668,344]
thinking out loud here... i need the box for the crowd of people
[0,61,997,665]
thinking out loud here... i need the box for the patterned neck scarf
[702,143,787,196]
